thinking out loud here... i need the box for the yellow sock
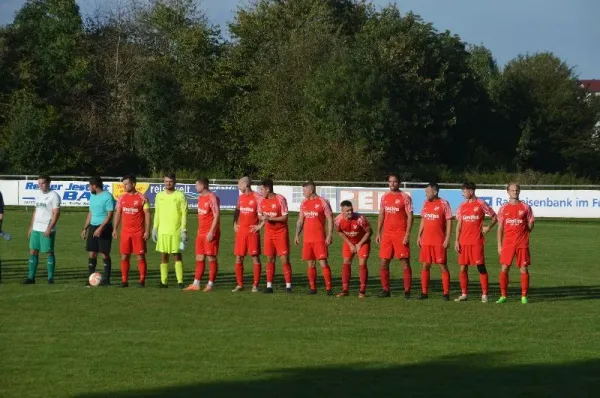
[175,261,183,284]
[160,263,168,284]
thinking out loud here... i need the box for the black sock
[103,256,112,283]
[88,257,97,276]
[477,264,488,274]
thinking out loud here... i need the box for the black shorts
[86,224,113,254]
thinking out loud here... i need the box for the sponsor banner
[0,180,19,206]
[19,180,113,206]
[112,183,239,210]
[477,189,600,218]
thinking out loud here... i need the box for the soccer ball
[88,272,103,287]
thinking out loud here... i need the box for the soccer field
[0,209,599,397]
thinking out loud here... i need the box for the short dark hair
[89,175,103,187]
[462,181,476,190]
[302,180,316,189]
[261,179,274,192]
[340,200,353,208]
[387,173,400,181]
[196,177,209,187]
[122,174,136,183]
[426,182,439,192]
[38,175,51,184]
[164,173,176,181]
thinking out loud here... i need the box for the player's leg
[85,226,99,286]
[358,243,370,298]
[40,231,57,283]
[316,242,332,295]
[518,248,531,304]
[173,252,184,288]
[233,233,246,291]
[160,251,170,287]
[477,264,489,302]
[98,225,113,286]
[185,250,205,291]
[418,245,432,299]
[204,231,219,291]
[135,254,147,287]
[248,233,261,292]
[130,233,147,287]
[279,253,292,293]
[455,264,469,301]
[120,234,133,287]
[337,248,354,297]
[24,231,41,284]
[497,246,514,303]
[378,236,392,297]
[436,246,450,300]
[302,243,317,293]
[395,238,412,298]
[263,235,276,293]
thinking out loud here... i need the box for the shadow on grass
[75,352,600,398]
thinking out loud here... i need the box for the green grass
[1,209,599,397]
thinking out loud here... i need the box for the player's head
[425,182,439,201]
[507,182,520,200]
[89,175,103,194]
[340,200,354,220]
[38,175,51,193]
[461,181,476,200]
[196,177,209,193]
[302,180,316,198]
[163,173,176,191]
[122,175,137,193]
[260,179,274,197]
[387,173,400,192]
[238,176,251,193]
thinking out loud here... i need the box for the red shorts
[120,233,146,255]
[419,245,447,265]
[458,244,485,266]
[196,232,220,256]
[302,241,328,261]
[234,232,261,257]
[379,235,410,260]
[342,242,370,259]
[500,246,531,267]
[264,234,290,257]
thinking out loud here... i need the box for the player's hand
[143,231,149,241]
[233,223,239,233]
[355,243,362,254]
[376,234,381,244]
[417,236,422,248]
[206,231,214,242]
[325,235,332,246]
[152,228,158,242]
[294,235,300,246]
[181,230,188,243]
[497,246,502,256]
[43,227,51,237]
[403,235,409,246]
[442,239,449,249]
[482,226,490,235]
[454,241,460,253]
[250,225,260,233]
[80,228,87,240]
[93,227,103,238]
[112,230,118,239]
[350,244,357,254]
[28,228,32,239]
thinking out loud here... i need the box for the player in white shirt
[23,175,61,284]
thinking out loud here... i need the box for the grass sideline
[0,209,599,397]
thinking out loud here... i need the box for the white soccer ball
[89,272,103,287]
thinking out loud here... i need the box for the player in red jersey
[232,177,263,292]
[496,182,534,304]
[255,179,293,293]
[416,183,453,300]
[184,177,220,292]
[376,173,414,299]
[112,175,150,287]
[294,181,334,295]
[334,200,372,298]
[454,182,497,303]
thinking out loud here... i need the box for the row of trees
[0,0,598,182]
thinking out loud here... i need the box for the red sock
[235,262,244,287]
[359,264,368,293]
[442,270,450,295]
[403,267,412,293]
[121,260,130,283]
[194,260,205,281]
[341,263,351,291]
[380,267,390,291]
[499,271,508,297]
[460,270,468,295]
[137,259,147,283]
[322,265,332,291]
[421,270,430,294]
[208,261,218,283]
[308,266,317,290]
[266,262,275,283]
[283,263,292,284]
[521,272,529,296]
[253,262,262,287]
[480,273,488,295]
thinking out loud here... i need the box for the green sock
[47,254,56,280]
[175,261,183,284]
[160,263,168,284]
[28,254,39,279]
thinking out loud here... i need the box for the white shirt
[33,190,61,232]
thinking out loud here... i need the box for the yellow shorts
[156,234,181,254]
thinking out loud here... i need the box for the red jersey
[420,198,452,246]
[498,201,534,248]
[300,195,332,243]
[334,213,370,244]
[456,198,496,245]
[260,193,288,237]
[236,191,263,233]
[197,192,220,234]
[116,192,149,235]
[380,191,413,236]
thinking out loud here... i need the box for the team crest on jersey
[434,206,440,211]
[473,207,479,212]
[518,210,524,216]
[249,200,254,205]
[395,199,401,204]
[271,204,276,209]
[315,204,320,209]
[352,224,358,230]
[204,202,209,208]
[133,200,139,206]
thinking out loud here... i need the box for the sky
[1,0,598,78]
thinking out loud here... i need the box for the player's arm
[208,198,220,238]
[357,220,372,246]
[482,202,498,234]
[94,207,114,237]
[496,221,504,255]
[81,211,91,239]
[112,197,122,238]
[0,191,4,233]
[527,207,535,232]
[325,201,333,245]
[152,195,159,241]
[294,211,305,245]
[376,204,385,243]
[454,207,462,253]
[180,194,188,241]
[46,195,61,236]
[416,215,424,247]
[143,205,151,240]
[404,195,414,245]
[443,201,452,248]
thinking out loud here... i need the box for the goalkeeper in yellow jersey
[152,173,188,288]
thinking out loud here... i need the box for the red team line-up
[109,174,534,304]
